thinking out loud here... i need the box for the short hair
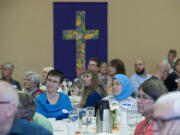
[109,59,126,74]
[154,92,180,115]
[89,57,101,67]
[169,49,177,57]
[47,69,64,83]
[18,93,36,120]
[139,78,167,101]
[43,66,54,72]
[25,71,41,84]
[1,62,14,71]
[0,81,19,108]
[100,62,107,67]
[174,58,180,71]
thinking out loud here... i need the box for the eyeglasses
[0,68,9,71]
[137,94,154,101]
[88,64,97,67]
[152,116,180,129]
[46,78,60,84]
[0,101,10,104]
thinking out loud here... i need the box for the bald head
[155,62,170,81]
[0,81,19,108]
[155,92,180,116]
[153,92,180,135]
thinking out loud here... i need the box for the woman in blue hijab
[112,74,133,101]
[103,74,136,114]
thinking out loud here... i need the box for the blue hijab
[112,74,133,101]
[35,91,72,120]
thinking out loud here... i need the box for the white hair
[1,62,14,71]
[154,92,180,115]
[0,81,19,109]
[25,71,41,84]
[43,66,54,72]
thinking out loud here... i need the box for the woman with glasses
[36,69,72,120]
[134,78,167,135]
[164,58,180,92]
[79,70,104,108]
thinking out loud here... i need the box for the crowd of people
[0,49,180,135]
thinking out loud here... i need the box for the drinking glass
[127,107,138,135]
[69,110,78,122]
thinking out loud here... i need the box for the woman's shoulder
[35,92,46,101]
[89,90,101,97]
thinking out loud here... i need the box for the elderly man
[23,71,43,99]
[0,81,52,135]
[0,62,21,90]
[130,59,151,97]
[153,92,180,135]
[151,62,170,82]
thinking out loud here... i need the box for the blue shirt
[36,92,72,120]
[130,73,152,96]
[84,91,102,108]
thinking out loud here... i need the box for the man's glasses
[152,116,180,128]
[46,78,60,84]
[0,101,10,104]
[88,64,97,67]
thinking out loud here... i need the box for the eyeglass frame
[88,63,97,67]
[0,101,11,104]
[46,78,60,84]
[137,94,154,101]
[152,116,180,129]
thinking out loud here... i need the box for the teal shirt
[32,112,53,133]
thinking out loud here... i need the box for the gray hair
[154,92,180,115]
[0,81,19,109]
[1,62,14,71]
[43,66,54,72]
[25,71,41,84]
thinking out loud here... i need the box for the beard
[136,68,145,75]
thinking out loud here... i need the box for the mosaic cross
[63,11,99,76]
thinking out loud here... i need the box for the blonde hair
[80,70,101,107]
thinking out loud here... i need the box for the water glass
[127,108,138,128]
[69,110,78,122]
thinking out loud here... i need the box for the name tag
[62,109,68,114]
[122,104,131,108]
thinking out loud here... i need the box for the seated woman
[79,69,103,108]
[106,59,126,95]
[164,58,180,92]
[36,69,72,120]
[23,71,43,99]
[104,74,135,111]
[134,78,167,135]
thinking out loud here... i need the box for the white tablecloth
[51,119,134,135]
